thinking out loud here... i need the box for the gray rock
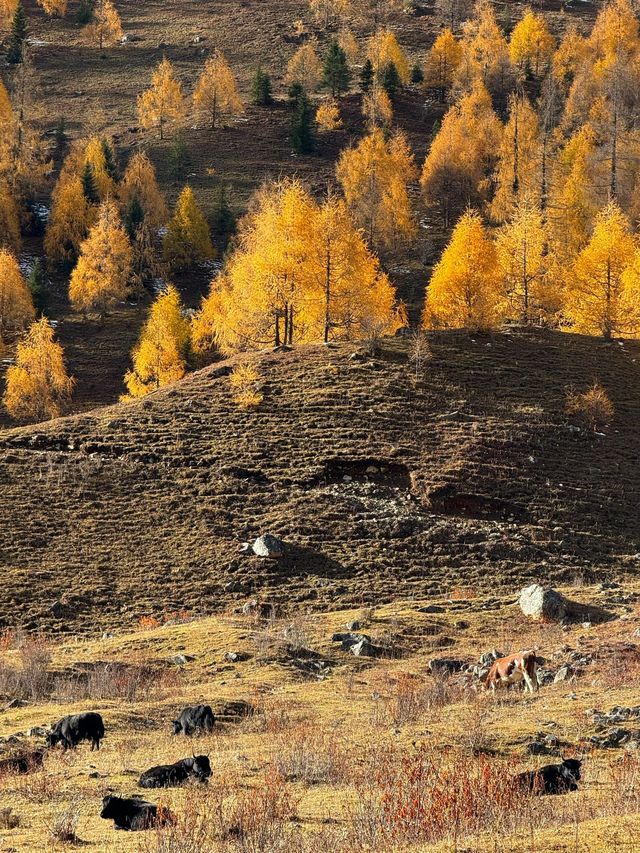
[50,600,73,619]
[345,620,361,631]
[427,658,466,675]
[351,639,383,658]
[252,534,285,559]
[478,649,505,666]
[519,584,570,621]
[536,668,555,686]
[554,664,574,683]
[223,651,250,663]
[519,583,613,624]
[418,604,444,614]
[170,654,193,666]
[25,727,48,738]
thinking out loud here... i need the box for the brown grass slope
[2,330,640,633]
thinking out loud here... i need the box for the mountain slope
[2,330,640,632]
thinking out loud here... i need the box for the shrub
[272,725,347,785]
[48,799,80,844]
[230,363,263,410]
[565,381,614,432]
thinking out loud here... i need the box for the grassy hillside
[0,588,639,851]
[1,330,639,633]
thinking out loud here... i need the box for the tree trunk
[324,248,331,343]
[288,305,294,345]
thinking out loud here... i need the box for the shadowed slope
[2,330,640,632]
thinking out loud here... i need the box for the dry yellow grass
[0,587,638,851]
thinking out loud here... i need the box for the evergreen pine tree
[7,1,27,65]
[323,40,350,97]
[212,183,235,237]
[54,117,67,150]
[76,0,94,23]
[251,68,273,106]
[101,139,119,183]
[290,86,314,154]
[410,63,424,85]
[381,61,400,99]
[124,195,145,241]
[360,59,374,93]
[27,259,47,316]
[81,162,99,204]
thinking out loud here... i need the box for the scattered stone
[527,733,562,755]
[25,727,47,738]
[224,580,245,593]
[351,638,383,658]
[332,631,371,651]
[252,535,285,559]
[418,604,444,614]
[223,651,250,663]
[454,620,470,629]
[3,699,26,711]
[49,600,73,619]
[553,664,574,683]
[519,583,613,624]
[427,658,466,675]
[345,620,361,631]
[170,654,193,666]
[589,728,640,749]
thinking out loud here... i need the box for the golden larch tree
[455,0,511,94]
[338,28,359,63]
[309,0,349,29]
[336,127,416,250]
[0,78,12,125]
[362,84,393,128]
[367,29,410,84]
[84,0,123,48]
[124,284,190,397]
[303,195,403,343]
[193,51,243,129]
[285,42,323,92]
[316,100,342,131]
[490,93,540,222]
[69,199,133,315]
[83,136,117,200]
[509,8,554,77]
[163,186,214,270]
[0,180,21,253]
[547,123,597,262]
[37,0,67,15]
[0,0,17,31]
[422,209,504,330]
[552,24,588,83]
[0,248,34,340]
[420,81,502,227]
[3,318,74,421]
[565,201,637,339]
[496,199,549,324]
[192,180,404,355]
[423,28,462,102]
[137,58,186,140]
[119,151,168,229]
[44,174,95,268]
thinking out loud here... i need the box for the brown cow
[486,650,538,693]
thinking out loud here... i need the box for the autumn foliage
[3,318,73,421]
[69,199,133,315]
[137,58,185,139]
[193,179,404,354]
[124,285,190,397]
[0,249,34,340]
